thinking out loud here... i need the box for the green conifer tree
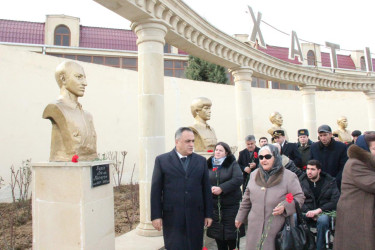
[185,56,228,84]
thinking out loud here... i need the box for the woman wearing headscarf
[333,131,375,250]
[207,142,245,250]
[235,144,305,250]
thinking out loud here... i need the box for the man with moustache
[299,160,340,250]
[151,127,213,250]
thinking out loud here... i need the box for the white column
[131,20,168,237]
[300,85,317,141]
[365,91,375,130]
[230,67,254,150]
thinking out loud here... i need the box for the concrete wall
[0,45,369,197]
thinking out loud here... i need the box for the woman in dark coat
[333,132,375,250]
[207,142,245,250]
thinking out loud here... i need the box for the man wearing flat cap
[297,129,313,169]
[310,125,348,189]
[273,130,302,168]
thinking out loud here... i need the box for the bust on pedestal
[189,97,217,153]
[267,112,289,141]
[33,61,114,250]
[333,116,352,144]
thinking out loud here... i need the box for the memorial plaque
[91,164,110,188]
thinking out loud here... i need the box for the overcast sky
[1,0,373,52]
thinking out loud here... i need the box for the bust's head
[269,112,283,127]
[337,116,348,129]
[191,97,212,121]
[55,61,87,97]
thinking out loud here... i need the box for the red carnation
[285,193,294,203]
[72,155,79,163]
[303,165,307,170]
[212,167,218,172]
[254,152,258,158]
[202,247,208,250]
[207,149,213,152]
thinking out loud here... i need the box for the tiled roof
[321,52,356,70]
[0,19,44,44]
[258,45,302,65]
[80,26,137,51]
[0,19,371,71]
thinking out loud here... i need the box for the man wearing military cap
[297,129,313,169]
[273,129,302,168]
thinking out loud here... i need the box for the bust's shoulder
[42,101,64,119]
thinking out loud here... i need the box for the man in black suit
[273,130,302,168]
[238,135,260,192]
[151,127,213,250]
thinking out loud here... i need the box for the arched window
[360,56,366,71]
[54,25,70,46]
[307,50,316,66]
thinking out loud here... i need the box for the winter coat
[238,147,260,189]
[236,167,305,250]
[299,172,340,213]
[150,150,213,250]
[297,139,313,167]
[281,155,303,178]
[207,155,245,240]
[310,139,348,183]
[281,141,302,168]
[333,145,375,250]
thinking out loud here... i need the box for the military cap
[298,129,309,137]
[272,130,285,138]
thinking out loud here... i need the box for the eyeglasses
[259,154,273,160]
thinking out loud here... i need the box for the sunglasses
[259,154,273,160]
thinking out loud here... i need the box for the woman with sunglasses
[235,144,305,250]
[206,142,245,250]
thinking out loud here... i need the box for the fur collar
[207,154,236,169]
[255,166,284,188]
[348,144,375,168]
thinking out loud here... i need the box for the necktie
[181,157,187,172]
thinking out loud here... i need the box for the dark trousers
[215,239,238,250]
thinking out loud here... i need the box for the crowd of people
[150,126,375,250]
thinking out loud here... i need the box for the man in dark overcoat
[238,135,259,192]
[151,127,213,250]
[273,130,302,168]
[309,125,348,189]
[297,129,313,168]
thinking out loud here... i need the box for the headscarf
[356,135,370,152]
[258,144,283,182]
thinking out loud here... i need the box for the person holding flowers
[238,135,260,193]
[235,144,305,250]
[207,142,245,250]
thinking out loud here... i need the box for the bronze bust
[189,97,217,152]
[43,61,97,161]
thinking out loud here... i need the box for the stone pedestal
[32,161,115,250]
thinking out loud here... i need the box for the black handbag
[275,199,316,250]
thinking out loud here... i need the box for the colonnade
[129,18,375,236]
